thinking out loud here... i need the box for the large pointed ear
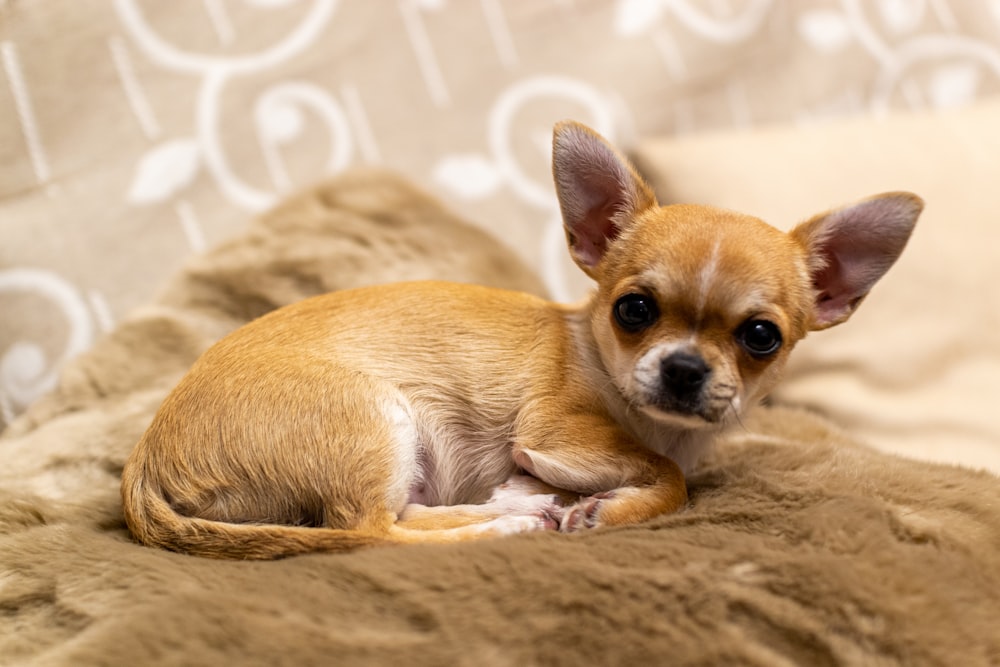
[792,192,923,330]
[552,121,657,277]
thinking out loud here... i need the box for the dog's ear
[792,192,923,330]
[552,121,657,277]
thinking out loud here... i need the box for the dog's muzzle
[649,352,726,424]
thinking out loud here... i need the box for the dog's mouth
[634,386,740,429]
[639,399,730,428]
[623,349,740,428]
[639,403,717,428]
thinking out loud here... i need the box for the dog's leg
[395,474,566,531]
[387,511,558,544]
[513,413,688,532]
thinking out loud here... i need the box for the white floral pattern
[2,0,999,428]
[0,269,96,424]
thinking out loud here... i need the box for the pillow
[631,99,1000,473]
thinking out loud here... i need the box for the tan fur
[122,123,922,559]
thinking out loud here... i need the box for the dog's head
[552,121,922,429]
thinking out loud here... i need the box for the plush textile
[2,171,998,666]
[632,98,1000,474]
[5,0,1000,428]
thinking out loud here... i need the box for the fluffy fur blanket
[2,172,998,666]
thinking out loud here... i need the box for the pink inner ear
[555,151,635,269]
[812,255,867,326]
[569,202,624,268]
[552,122,655,270]
[804,194,920,328]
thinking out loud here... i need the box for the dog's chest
[634,421,714,474]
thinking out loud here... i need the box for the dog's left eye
[614,294,658,332]
[738,320,782,357]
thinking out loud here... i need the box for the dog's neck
[565,299,720,475]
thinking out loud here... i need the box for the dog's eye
[614,294,658,332]
[738,320,782,357]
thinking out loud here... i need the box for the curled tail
[120,468,385,560]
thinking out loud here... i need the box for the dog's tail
[120,467,386,560]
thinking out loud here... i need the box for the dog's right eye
[614,294,659,332]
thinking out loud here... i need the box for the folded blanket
[2,171,998,666]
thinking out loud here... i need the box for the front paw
[559,491,616,532]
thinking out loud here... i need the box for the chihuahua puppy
[121,121,921,559]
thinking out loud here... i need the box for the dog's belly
[405,407,519,508]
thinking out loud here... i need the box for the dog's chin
[638,404,721,430]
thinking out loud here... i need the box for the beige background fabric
[3,1,1000,432]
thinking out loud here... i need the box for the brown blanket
[2,172,998,666]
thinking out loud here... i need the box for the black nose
[661,352,710,396]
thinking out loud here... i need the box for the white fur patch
[383,394,421,512]
[696,238,723,321]
[486,492,561,515]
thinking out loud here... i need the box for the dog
[121,121,922,559]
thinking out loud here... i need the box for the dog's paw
[559,491,616,532]
[486,510,561,536]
